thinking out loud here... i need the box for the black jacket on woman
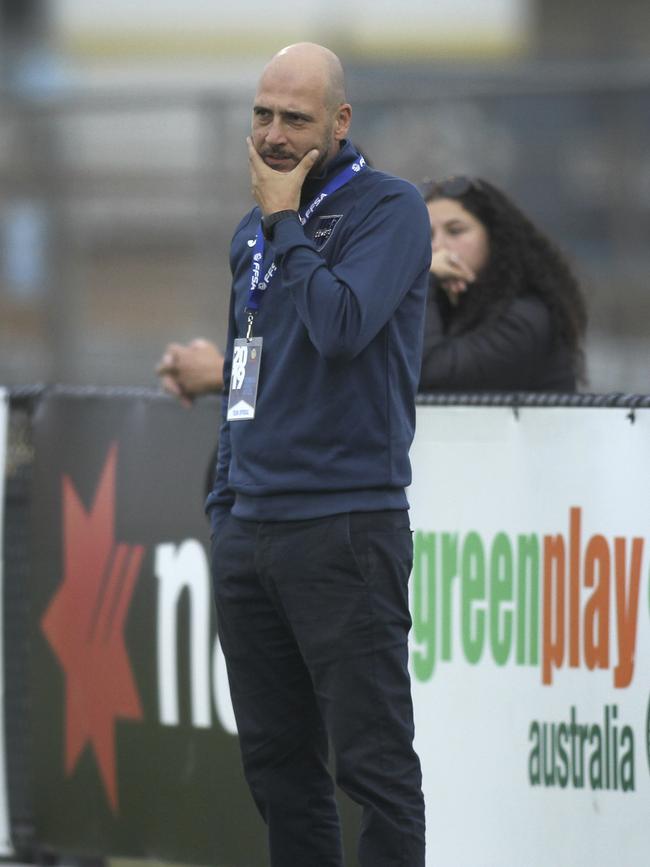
[419,281,577,392]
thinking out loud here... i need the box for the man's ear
[334,104,352,140]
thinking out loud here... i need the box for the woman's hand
[430,249,476,305]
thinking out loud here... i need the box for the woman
[419,176,587,391]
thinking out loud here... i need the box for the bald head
[262,42,347,112]
[251,42,352,174]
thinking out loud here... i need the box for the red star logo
[41,443,144,812]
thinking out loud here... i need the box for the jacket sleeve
[419,291,553,391]
[269,181,431,361]
[204,211,259,534]
[204,293,236,537]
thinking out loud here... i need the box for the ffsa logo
[41,444,144,812]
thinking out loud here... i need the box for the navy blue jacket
[206,140,431,533]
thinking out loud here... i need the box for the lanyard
[245,152,366,336]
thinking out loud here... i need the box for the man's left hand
[247,137,320,215]
[156,338,224,407]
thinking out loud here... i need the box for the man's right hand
[247,136,320,215]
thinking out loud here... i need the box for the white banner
[0,389,11,854]
[409,405,650,867]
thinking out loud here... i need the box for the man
[207,42,430,867]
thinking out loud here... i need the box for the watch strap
[262,209,299,240]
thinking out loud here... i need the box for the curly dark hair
[422,177,588,382]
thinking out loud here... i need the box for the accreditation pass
[226,337,263,421]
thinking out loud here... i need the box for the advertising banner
[28,389,361,865]
[25,393,650,866]
[29,390,268,864]
[409,405,650,867]
[0,387,11,854]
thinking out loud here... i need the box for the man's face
[251,71,348,175]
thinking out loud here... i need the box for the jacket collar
[300,139,357,207]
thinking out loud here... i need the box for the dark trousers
[210,510,425,867]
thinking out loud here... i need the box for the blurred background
[0,0,649,394]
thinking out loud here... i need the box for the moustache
[261,147,296,161]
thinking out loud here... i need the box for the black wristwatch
[261,209,299,240]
